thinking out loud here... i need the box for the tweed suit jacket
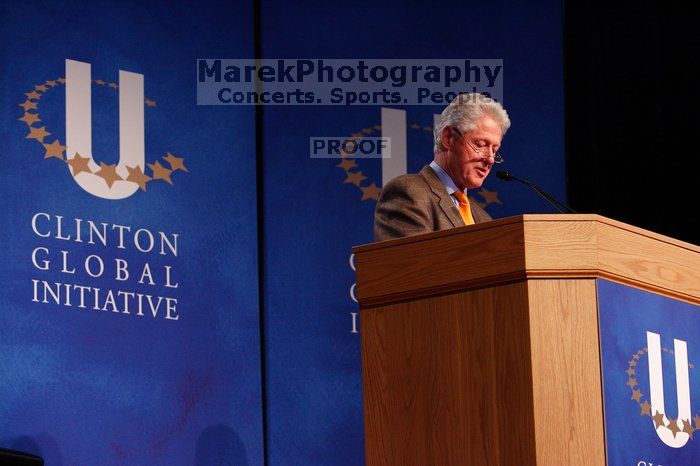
[374,164,492,242]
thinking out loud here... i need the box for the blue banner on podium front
[598,279,700,465]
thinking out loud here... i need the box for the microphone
[496,170,578,214]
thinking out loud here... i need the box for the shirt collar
[429,160,467,196]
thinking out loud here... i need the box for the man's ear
[440,126,453,152]
[440,126,457,151]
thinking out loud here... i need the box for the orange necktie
[452,190,475,225]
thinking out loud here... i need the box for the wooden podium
[352,215,700,465]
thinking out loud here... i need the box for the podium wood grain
[354,215,700,306]
[526,279,604,465]
[362,281,535,465]
[361,279,604,465]
[355,215,699,465]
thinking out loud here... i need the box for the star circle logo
[18,60,189,200]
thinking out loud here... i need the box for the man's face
[441,114,503,190]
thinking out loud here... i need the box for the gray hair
[433,93,511,154]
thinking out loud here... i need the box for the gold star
[668,418,682,438]
[18,112,41,126]
[145,99,157,107]
[25,90,41,100]
[94,79,105,85]
[631,389,642,402]
[351,132,362,138]
[477,187,502,205]
[108,82,118,89]
[629,360,637,367]
[95,162,122,188]
[694,415,700,429]
[410,123,421,129]
[163,152,188,172]
[19,100,38,111]
[66,153,92,176]
[626,368,636,376]
[336,158,357,171]
[626,378,637,389]
[372,125,381,130]
[633,354,641,360]
[344,171,367,186]
[42,139,66,160]
[683,419,696,439]
[26,126,51,143]
[361,128,372,135]
[45,80,57,87]
[690,363,695,369]
[360,182,381,201]
[148,161,173,185]
[57,77,66,83]
[126,165,151,191]
[640,401,651,416]
[423,126,432,132]
[653,410,666,429]
[34,84,48,92]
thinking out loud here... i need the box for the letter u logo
[65,59,144,200]
[647,331,692,447]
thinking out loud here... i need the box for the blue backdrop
[260,1,565,464]
[1,0,566,465]
[0,1,263,464]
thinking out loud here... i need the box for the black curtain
[565,1,698,244]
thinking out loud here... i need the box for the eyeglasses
[451,127,504,164]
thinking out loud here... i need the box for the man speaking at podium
[374,93,510,241]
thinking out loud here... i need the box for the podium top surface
[353,214,700,307]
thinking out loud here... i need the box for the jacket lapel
[420,165,465,228]
[471,204,488,223]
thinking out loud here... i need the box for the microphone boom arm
[496,170,578,214]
